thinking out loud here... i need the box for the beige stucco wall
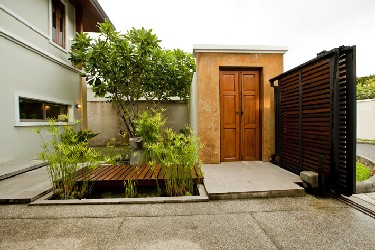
[196,52,284,163]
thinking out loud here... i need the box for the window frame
[50,0,67,50]
[15,92,74,127]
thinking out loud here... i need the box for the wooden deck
[74,164,204,188]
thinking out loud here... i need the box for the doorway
[220,70,260,161]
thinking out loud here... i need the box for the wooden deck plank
[144,166,154,180]
[134,165,146,179]
[137,165,150,180]
[125,165,141,180]
[87,165,110,181]
[130,165,143,180]
[111,165,129,180]
[74,167,89,180]
[99,165,119,180]
[74,164,203,187]
[158,167,165,180]
[116,165,134,180]
[103,165,124,180]
[150,165,161,180]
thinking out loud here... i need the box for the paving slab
[202,161,304,199]
[252,208,375,250]
[0,159,45,180]
[0,217,122,250]
[110,213,277,250]
[0,166,51,204]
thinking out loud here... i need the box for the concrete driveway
[357,143,375,161]
[0,195,374,249]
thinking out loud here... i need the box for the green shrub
[357,75,375,100]
[148,127,202,197]
[134,110,203,196]
[135,109,165,144]
[33,117,103,199]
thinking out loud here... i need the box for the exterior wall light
[76,104,82,108]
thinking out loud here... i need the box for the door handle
[236,111,244,115]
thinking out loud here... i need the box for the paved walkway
[0,195,374,249]
[202,161,304,199]
[0,161,304,204]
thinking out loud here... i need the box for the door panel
[220,70,260,162]
[223,129,237,159]
[220,71,240,161]
[241,71,260,161]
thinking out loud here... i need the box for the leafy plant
[33,117,103,199]
[357,75,375,100]
[69,21,196,137]
[124,180,138,198]
[132,110,203,197]
[356,162,372,182]
[147,125,203,197]
[61,128,99,145]
[135,109,166,145]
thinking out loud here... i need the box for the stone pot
[129,137,144,165]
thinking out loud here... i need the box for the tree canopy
[357,75,375,100]
[69,21,195,137]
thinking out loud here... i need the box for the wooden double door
[220,70,260,161]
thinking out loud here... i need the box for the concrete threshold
[202,161,305,200]
[29,184,209,205]
[208,189,305,200]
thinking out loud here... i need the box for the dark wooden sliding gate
[270,46,356,196]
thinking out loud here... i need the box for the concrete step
[0,166,52,204]
[0,160,46,181]
[202,161,305,200]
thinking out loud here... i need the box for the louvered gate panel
[271,46,356,196]
[301,59,331,180]
[279,72,300,173]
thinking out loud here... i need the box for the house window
[52,0,65,48]
[19,97,68,122]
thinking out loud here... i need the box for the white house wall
[0,0,82,163]
[357,99,375,140]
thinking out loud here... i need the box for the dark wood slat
[89,165,113,181]
[126,165,141,180]
[117,165,136,180]
[138,165,151,180]
[151,164,161,180]
[158,168,165,180]
[144,166,154,179]
[103,165,124,180]
[111,166,129,180]
[99,165,120,180]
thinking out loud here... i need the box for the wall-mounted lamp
[76,104,82,109]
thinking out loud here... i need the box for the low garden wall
[357,99,375,140]
[87,101,188,146]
